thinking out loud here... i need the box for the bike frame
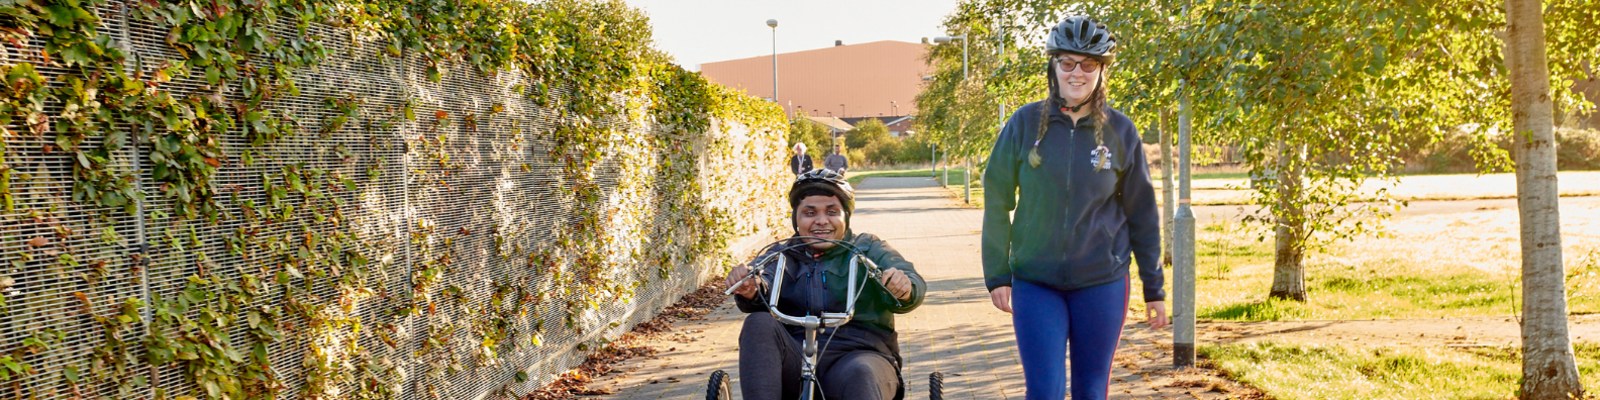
[723,238,892,400]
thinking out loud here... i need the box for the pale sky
[620,0,965,71]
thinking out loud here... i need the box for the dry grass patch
[1200,341,1600,400]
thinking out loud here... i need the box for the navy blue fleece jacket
[981,101,1166,303]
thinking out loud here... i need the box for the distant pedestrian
[790,143,814,175]
[824,145,849,176]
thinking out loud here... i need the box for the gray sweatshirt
[824,153,849,172]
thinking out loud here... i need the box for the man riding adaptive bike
[726,169,927,400]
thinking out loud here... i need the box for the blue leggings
[1011,277,1129,400]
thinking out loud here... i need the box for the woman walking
[980,16,1168,400]
[790,142,815,175]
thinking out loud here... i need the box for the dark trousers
[738,312,898,400]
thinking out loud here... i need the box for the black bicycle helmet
[788,169,855,231]
[1046,16,1116,57]
[1041,15,1116,115]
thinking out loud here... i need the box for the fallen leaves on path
[521,276,731,400]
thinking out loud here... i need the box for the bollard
[963,167,971,204]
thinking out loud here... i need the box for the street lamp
[933,36,968,80]
[891,101,898,116]
[767,19,779,112]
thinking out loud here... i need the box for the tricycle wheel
[706,369,732,400]
[929,371,943,400]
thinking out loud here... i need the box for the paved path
[585,177,1239,400]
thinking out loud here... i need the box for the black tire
[707,369,732,400]
[929,371,943,400]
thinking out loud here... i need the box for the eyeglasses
[1054,57,1102,73]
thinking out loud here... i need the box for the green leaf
[45,4,77,26]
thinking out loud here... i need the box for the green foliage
[144,274,283,400]
[894,135,935,164]
[845,119,890,149]
[788,110,833,160]
[0,0,786,398]
[906,0,1594,301]
[840,119,935,166]
[912,1,1023,163]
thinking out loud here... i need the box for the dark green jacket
[734,231,926,364]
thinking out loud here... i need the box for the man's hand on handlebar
[879,268,913,301]
[727,263,762,299]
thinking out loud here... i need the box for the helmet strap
[1065,73,1102,113]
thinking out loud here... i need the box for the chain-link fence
[0,2,787,399]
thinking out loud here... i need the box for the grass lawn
[1126,220,1600,322]
[1111,196,1600,399]
[1199,342,1600,400]
[935,167,982,208]
[844,168,938,186]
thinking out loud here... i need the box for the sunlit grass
[1124,203,1600,321]
[936,167,981,208]
[844,168,936,186]
[1200,341,1600,400]
[846,168,986,207]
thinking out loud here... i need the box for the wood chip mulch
[520,276,731,400]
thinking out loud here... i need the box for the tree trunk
[1505,0,1585,397]
[1268,222,1306,301]
[1160,110,1175,268]
[1268,139,1306,302]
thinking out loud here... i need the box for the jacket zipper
[1062,116,1077,262]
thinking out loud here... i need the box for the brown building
[699,40,930,120]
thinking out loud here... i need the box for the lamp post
[935,35,970,202]
[1173,80,1197,368]
[891,101,898,116]
[766,19,779,112]
[933,36,968,80]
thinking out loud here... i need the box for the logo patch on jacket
[1088,145,1112,171]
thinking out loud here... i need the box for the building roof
[803,116,854,132]
[840,115,912,127]
[699,41,930,118]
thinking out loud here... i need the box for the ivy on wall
[0,0,788,398]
